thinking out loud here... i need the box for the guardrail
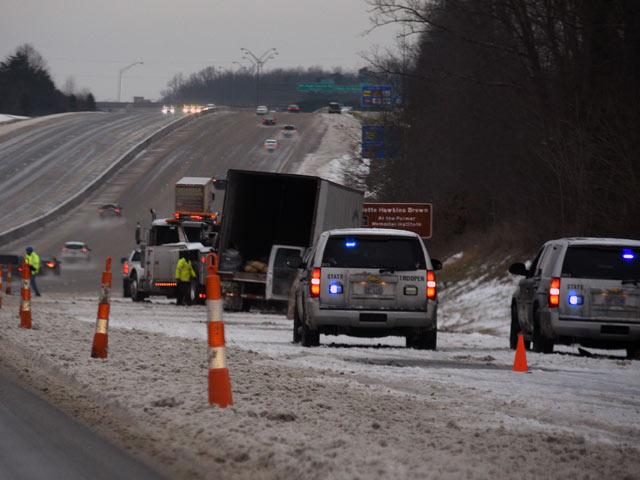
[0,107,220,246]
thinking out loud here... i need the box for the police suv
[288,228,442,348]
[509,237,640,358]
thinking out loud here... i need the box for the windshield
[321,235,426,270]
[562,246,640,279]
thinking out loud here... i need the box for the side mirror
[285,255,303,269]
[431,258,443,271]
[120,257,126,264]
[508,262,528,276]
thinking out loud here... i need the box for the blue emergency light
[622,249,635,260]
[568,291,583,306]
[345,238,357,248]
[329,282,343,295]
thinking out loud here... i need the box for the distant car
[162,105,175,114]
[328,102,341,114]
[287,104,300,113]
[256,105,268,115]
[264,139,278,150]
[509,237,640,359]
[263,116,277,126]
[61,241,91,263]
[40,255,61,275]
[98,203,122,217]
[281,125,297,137]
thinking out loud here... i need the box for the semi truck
[127,177,220,303]
[217,169,364,311]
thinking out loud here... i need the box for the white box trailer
[218,169,364,311]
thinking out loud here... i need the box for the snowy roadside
[1,293,639,480]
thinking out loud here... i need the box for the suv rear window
[322,235,426,270]
[562,246,640,279]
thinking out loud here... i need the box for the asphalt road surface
[2,108,325,295]
[0,365,164,480]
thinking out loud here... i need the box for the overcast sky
[1,0,402,102]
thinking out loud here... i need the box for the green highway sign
[297,81,366,92]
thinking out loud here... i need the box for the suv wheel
[406,328,437,350]
[627,343,640,360]
[532,307,554,354]
[300,319,320,347]
[510,303,521,349]
[293,308,302,344]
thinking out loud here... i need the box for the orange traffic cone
[513,334,528,372]
[6,263,12,294]
[19,261,31,329]
[91,257,112,358]
[206,253,232,408]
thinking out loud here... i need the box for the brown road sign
[362,203,432,238]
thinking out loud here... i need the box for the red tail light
[62,248,67,252]
[123,263,129,274]
[98,209,103,213]
[310,268,321,297]
[201,256,206,263]
[427,270,437,300]
[82,248,87,253]
[115,209,120,213]
[46,262,54,268]
[549,278,560,307]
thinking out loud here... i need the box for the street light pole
[240,48,278,106]
[117,61,143,102]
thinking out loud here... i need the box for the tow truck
[127,177,220,303]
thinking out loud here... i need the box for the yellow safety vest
[175,257,196,282]
[26,252,40,275]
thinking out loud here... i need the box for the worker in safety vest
[175,250,196,306]
[25,246,41,297]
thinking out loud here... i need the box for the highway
[1,108,326,293]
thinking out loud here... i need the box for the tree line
[161,66,374,111]
[365,0,640,251]
[0,44,96,116]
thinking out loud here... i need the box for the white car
[61,241,91,263]
[264,139,278,150]
[162,105,175,114]
[256,105,268,115]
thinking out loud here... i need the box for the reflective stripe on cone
[206,253,232,408]
[91,258,112,358]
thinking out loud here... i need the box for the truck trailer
[217,169,364,311]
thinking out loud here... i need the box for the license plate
[364,285,384,295]
[595,294,626,307]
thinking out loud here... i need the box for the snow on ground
[1,112,639,479]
